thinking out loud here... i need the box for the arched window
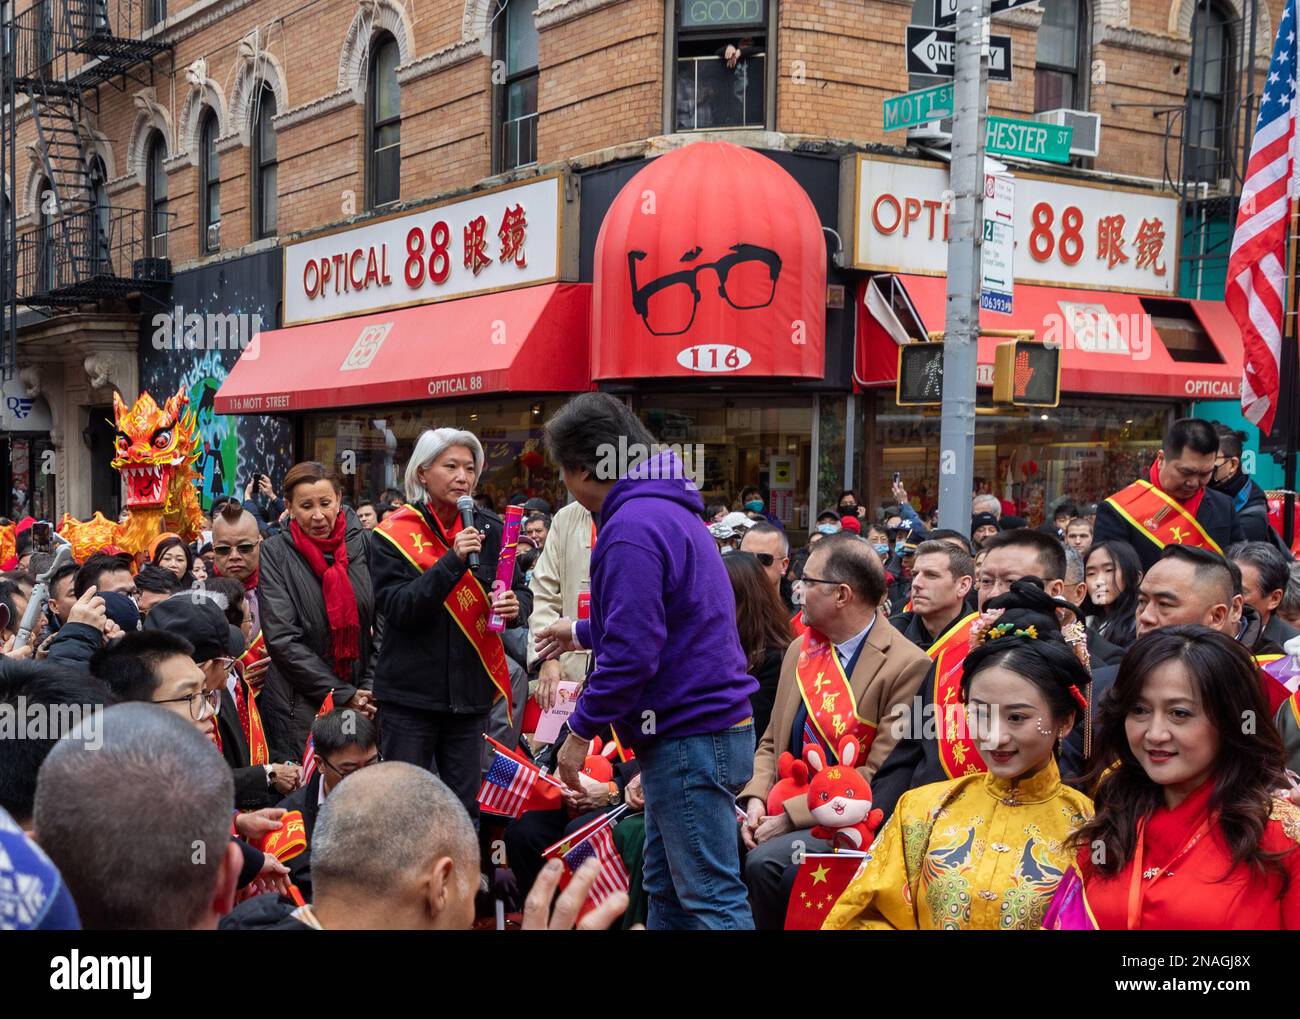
[145,131,168,258]
[251,86,277,240]
[1186,0,1234,184]
[199,108,221,252]
[496,0,539,170]
[36,176,54,291]
[367,33,401,209]
[1035,0,1088,111]
[89,154,110,274]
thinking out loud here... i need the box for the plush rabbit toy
[803,734,884,852]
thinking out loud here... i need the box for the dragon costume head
[58,386,205,558]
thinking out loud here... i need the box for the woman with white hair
[369,427,533,822]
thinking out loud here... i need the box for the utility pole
[937,0,991,531]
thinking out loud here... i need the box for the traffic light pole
[937,0,991,532]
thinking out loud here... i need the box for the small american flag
[300,690,335,783]
[557,815,629,908]
[478,750,539,818]
[1227,0,1299,434]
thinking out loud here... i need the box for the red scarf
[289,516,360,682]
[1150,459,1205,517]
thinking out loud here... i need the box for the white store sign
[283,176,563,326]
[850,157,1179,295]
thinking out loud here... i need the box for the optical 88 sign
[282,176,563,326]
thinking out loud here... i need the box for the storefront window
[817,394,847,515]
[870,393,1171,526]
[7,436,56,521]
[635,394,812,539]
[304,398,562,511]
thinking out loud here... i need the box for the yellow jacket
[823,757,1092,930]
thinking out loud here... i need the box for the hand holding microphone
[454,495,481,569]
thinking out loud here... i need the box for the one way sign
[906,24,1012,81]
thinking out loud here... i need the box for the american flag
[1227,0,1300,434]
[477,750,540,818]
[546,808,630,910]
[300,690,335,783]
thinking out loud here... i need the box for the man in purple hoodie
[535,393,757,929]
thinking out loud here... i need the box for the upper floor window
[199,108,220,252]
[495,0,539,171]
[1186,0,1234,185]
[89,154,110,273]
[1035,0,1087,111]
[145,131,168,258]
[251,86,277,240]
[36,176,54,291]
[367,33,401,208]
[673,0,768,131]
[145,0,165,30]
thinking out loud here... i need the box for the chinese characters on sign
[850,157,1177,294]
[283,177,562,325]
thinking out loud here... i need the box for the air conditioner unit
[1033,108,1101,158]
[206,222,220,251]
[907,117,953,145]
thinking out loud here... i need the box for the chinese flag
[784,853,865,930]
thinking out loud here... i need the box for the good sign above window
[680,0,765,29]
[281,176,564,326]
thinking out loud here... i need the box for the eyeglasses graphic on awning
[627,243,783,336]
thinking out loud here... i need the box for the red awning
[857,274,1243,400]
[215,283,591,414]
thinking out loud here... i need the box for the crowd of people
[2,405,1300,932]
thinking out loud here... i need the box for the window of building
[145,131,168,258]
[145,0,165,29]
[36,176,54,291]
[1186,0,1234,185]
[495,0,539,171]
[199,108,220,252]
[251,86,277,240]
[673,0,769,131]
[1035,0,1087,111]
[89,155,110,274]
[367,33,401,208]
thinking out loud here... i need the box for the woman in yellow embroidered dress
[824,581,1094,930]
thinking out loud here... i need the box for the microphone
[456,495,480,570]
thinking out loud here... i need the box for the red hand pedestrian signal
[1014,350,1034,396]
[993,340,1059,407]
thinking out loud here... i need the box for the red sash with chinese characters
[375,505,512,722]
[238,631,269,698]
[794,629,875,757]
[929,612,986,779]
[1104,480,1222,555]
[233,676,270,766]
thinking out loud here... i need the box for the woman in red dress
[1076,625,1300,929]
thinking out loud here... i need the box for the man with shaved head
[1135,544,1241,640]
[288,762,627,930]
[33,703,242,930]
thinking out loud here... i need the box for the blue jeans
[637,722,755,930]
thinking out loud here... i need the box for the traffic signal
[896,342,945,406]
[993,340,1060,407]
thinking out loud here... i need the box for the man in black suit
[1093,417,1245,572]
[1228,541,1300,650]
[276,709,380,900]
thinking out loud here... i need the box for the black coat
[888,609,966,653]
[1093,483,1244,572]
[370,501,533,715]
[748,646,784,742]
[217,684,278,810]
[276,770,324,900]
[258,509,376,758]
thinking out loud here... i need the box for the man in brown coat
[738,532,931,929]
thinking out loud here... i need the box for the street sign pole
[938,0,989,532]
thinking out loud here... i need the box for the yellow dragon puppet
[55,386,205,560]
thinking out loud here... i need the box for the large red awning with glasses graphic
[856,274,1243,399]
[592,141,825,380]
[214,283,591,414]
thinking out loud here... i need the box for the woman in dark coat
[258,461,375,758]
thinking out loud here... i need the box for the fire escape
[1,0,172,375]
[1157,0,1262,300]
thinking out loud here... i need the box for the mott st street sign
[906,25,1012,81]
[985,116,1073,163]
[933,0,1039,27]
[882,82,955,131]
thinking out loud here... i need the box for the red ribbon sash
[928,612,986,779]
[233,675,270,766]
[794,628,876,757]
[375,505,512,723]
[1104,480,1222,554]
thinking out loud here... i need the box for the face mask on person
[873,542,890,557]
[745,499,764,513]
[818,523,840,535]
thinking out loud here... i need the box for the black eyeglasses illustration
[628,243,782,336]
